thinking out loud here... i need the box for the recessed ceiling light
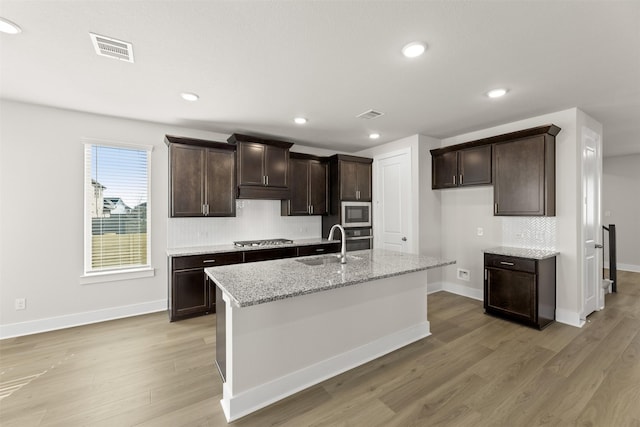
[0,17,22,34]
[369,133,380,140]
[294,117,308,125]
[487,88,508,98]
[402,41,426,58]
[181,92,199,102]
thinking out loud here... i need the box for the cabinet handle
[315,248,325,252]
[494,203,498,214]
[484,269,487,280]
[500,261,515,266]
[453,175,456,185]
[266,175,269,186]
[356,190,360,200]
[460,174,463,185]
[205,204,209,216]
[203,260,216,264]
[310,205,314,214]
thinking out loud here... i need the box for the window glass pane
[86,144,150,272]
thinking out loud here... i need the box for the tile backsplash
[168,199,322,248]
[501,217,557,250]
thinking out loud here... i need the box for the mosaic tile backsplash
[501,217,557,250]
[168,199,322,248]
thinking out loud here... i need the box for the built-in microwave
[341,201,372,228]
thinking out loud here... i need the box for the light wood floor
[1,271,639,426]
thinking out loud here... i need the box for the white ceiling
[1,1,639,156]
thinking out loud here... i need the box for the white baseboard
[0,299,167,339]
[222,321,431,422]
[427,281,443,294]
[556,308,585,328]
[439,281,483,301]
[604,261,640,273]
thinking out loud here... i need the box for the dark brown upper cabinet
[494,134,556,216]
[166,136,236,217]
[432,145,492,189]
[281,153,328,216]
[228,133,294,200]
[430,124,560,217]
[328,155,372,201]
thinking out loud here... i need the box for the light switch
[477,227,484,236]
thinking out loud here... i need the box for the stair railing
[601,224,617,293]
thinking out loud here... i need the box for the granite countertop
[483,246,559,260]
[166,238,339,257]
[206,249,455,308]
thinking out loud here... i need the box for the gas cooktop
[233,238,293,247]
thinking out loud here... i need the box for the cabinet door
[340,161,359,200]
[356,162,372,201]
[458,145,492,186]
[170,144,205,216]
[485,268,536,322]
[288,158,311,214]
[172,268,209,320]
[309,161,328,214]
[237,142,265,186]
[432,151,457,189]
[494,136,546,215]
[205,148,236,216]
[264,145,288,188]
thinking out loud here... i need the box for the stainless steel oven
[341,201,372,228]
[345,227,373,251]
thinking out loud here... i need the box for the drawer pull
[315,248,325,252]
[203,260,217,264]
[500,261,515,266]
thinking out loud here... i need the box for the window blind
[84,142,151,273]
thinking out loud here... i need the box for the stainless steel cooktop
[233,238,293,247]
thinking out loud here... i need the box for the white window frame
[81,138,154,284]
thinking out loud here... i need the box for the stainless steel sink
[296,255,361,266]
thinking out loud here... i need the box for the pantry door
[374,148,412,253]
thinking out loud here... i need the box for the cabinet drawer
[172,252,244,270]
[297,243,341,257]
[244,247,297,263]
[484,254,536,273]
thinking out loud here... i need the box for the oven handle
[345,236,374,241]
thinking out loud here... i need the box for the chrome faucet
[328,224,347,264]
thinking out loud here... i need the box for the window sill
[80,267,155,285]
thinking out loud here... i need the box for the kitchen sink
[296,254,361,266]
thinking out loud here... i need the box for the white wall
[438,108,590,326]
[0,100,326,338]
[602,154,640,271]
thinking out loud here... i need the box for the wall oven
[341,201,372,228]
[345,227,373,251]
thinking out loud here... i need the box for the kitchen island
[206,249,455,422]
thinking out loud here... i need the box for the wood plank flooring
[1,271,639,426]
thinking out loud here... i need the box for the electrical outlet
[457,268,470,282]
[477,227,484,236]
[15,298,26,310]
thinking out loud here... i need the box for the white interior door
[582,127,602,318]
[375,149,412,253]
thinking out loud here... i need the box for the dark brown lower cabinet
[169,243,340,321]
[484,253,556,329]
[169,252,244,321]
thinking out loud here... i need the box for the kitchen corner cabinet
[328,155,373,202]
[484,253,556,329]
[282,153,328,216]
[431,145,492,189]
[493,134,555,216]
[227,133,294,200]
[166,136,236,217]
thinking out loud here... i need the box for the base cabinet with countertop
[484,249,557,329]
[168,241,341,321]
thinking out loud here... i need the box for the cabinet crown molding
[430,124,561,156]
[165,135,235,151]
[227,133,294,149]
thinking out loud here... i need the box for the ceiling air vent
[89,33,134,63]
[356,109,384,120]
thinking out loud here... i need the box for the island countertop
[205,249,455,308]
